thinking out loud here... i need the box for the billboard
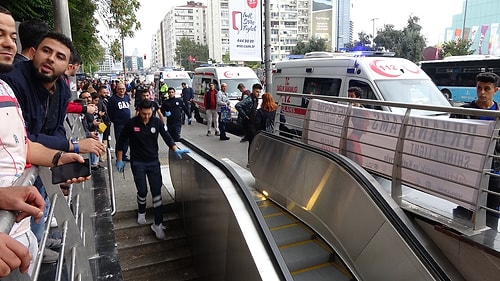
[229,0,262,61]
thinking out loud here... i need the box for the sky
[351,0,463,45]
[123,0,464,63]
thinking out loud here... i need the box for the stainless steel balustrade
[0,112,114,280]
[274,92,500,234]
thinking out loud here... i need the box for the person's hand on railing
[174,148,190,159]
[0,186,45,224]
[77,138,106,156]
[0,232,32,276]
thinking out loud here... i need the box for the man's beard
[35,70,58,83]
[0,62,13,73]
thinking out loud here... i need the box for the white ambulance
[272,52,452,125]
[192,66,261,124]
[153,70,192,98]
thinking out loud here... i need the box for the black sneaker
[220,136,230,141]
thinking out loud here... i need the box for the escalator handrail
[178,138,294,281]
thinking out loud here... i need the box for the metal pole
[462,0,468,39]
[52,0,72,39]
[264,0,272,92]
[122,37,126,79]
[371,17,378,47]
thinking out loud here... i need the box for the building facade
[156,1,207,68]
[152,0,354,65]
[446,0,500,55]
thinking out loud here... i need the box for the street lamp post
[462,0,468,39]
[371,17,379,47]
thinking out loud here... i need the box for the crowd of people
[0,6,191,278]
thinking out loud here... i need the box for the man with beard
[0,31,105,262]
[0,6,90,273]
[0,31,104,155]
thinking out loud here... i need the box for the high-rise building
[206,0,229,62]
[445,0,500,55]
[156,1,207,68]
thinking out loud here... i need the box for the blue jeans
[31,177,49,242]
[218,112,227,138]
[181,102,192,123]
[131,160,163,225]
[113,122,129,157]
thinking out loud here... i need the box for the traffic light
[143,54,146,59]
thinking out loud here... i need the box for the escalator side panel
[250,133,441,280]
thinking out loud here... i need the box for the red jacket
[203,89,217,110]
[66,101,85,114]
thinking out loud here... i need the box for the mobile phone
[51,159,91,184]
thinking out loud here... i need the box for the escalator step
[270,224,312,246]
[263,213,295,228]
[280,240,331,272]
[293,263,351,281]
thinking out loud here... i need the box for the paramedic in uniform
[160,87,191,142]
[115,99,189,239]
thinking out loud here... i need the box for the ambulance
[272,52,452,129]
[153,70,192,98]
[192,66,261,124]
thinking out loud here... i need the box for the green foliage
[291,37,328,55]
[244,61,262,69]
[106,0,141,38]
[4,0,103,73]
[1,0,54,26]
[439,38,475,58]
[345,31,374,52]
[371,16,427,62]
[175,37,209,71]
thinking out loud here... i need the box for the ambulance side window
[349,80,381,110]
[303,78,341,96]
[201,78,212,94]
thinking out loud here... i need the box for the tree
[290,37,328,55]
[372,16,426,62]
[399,16,426,62]
[373,24,402,52]
[439,38,475,58]
[175,37,209,71]
[105,0,141,73]
[4,0,103,73]
[345,32,373,52]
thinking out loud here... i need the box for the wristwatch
[71,138,79,154]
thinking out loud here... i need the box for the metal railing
[0,112,115,280]
[274,92,500,234]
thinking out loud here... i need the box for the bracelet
[71,138,79,154]
[52,151,64,167]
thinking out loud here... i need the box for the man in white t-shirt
[0,6,88,276]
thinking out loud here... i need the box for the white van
[192,66,261,124]
[153,70,192,98]
[272,53,452,122]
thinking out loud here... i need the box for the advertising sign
[229,0,262,61]
[305,99,495,207]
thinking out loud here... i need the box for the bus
[420,55,500,103]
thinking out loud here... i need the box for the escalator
[168,132,463,280]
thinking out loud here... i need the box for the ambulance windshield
[376,79,451,114]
